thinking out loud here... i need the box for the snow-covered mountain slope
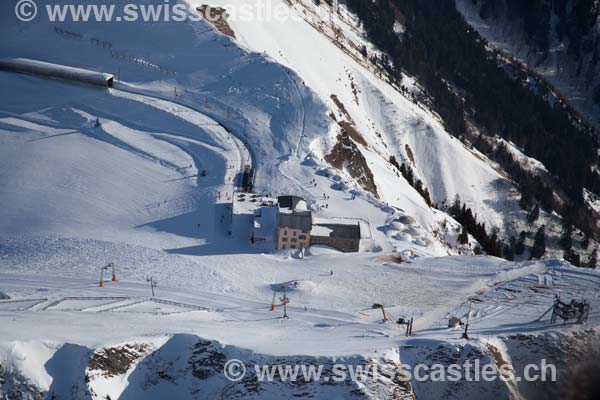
[1,0,600,398]
[203,0,531,236]
[0,0,480,257]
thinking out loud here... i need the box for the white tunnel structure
[0,58,114,87]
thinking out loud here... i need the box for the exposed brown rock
[197,5,236,39]
[325,133,379,198]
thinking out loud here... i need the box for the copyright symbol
[224,359,246,382]
[15,0,37,22]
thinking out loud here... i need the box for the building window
[282,237,288,242]
[299,235,307,240]
[293,231,297,237]
[284,230,288,236]
[291,245,297,249]
[291,238,297,243]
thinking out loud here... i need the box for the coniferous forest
[345,0,600,241]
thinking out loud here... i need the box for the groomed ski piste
[1,1,600,398]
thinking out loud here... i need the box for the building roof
[254,206,278,240]
[312,223,361,240]
[278,195,306,210]
[278,211,312,231]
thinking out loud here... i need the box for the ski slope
[1,238,599,398]
[0,70,248,252]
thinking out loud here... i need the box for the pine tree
[564,249,581,267]
[450,194,461,217]
[519,191,533,210]
[515,232,526,256]
[582,234,590,250]
[587,249,598,269]
[503,243,515,261]
[527,205,540,224]
[531,226,547,259]
[560,221,573,252]
[458,226,469,245]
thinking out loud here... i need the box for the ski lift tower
[146,276,158,297]
[282,287,290,319]
[99,263,118,288]
[462,299,473,340]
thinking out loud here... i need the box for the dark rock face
[0,362,45,400]
[88,344,149,378]
[80,334,415,399]
[326,133,379,199]
[504,330,600,400]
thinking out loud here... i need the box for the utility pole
[146,276,157,297]
[462,299,472,340]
